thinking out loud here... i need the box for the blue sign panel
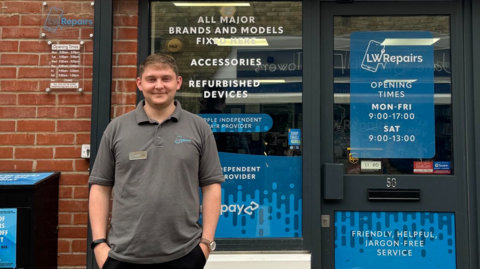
[335,211,456,269]
[288,129,301,146]
[205,153,302,238]
[0,173,53,185]
[350,32,435,158]
[199,114,273,133]
[0,209,17,268]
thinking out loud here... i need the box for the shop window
[151,1,303,238]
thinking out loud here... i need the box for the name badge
[129,151,147,160]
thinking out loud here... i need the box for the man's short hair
[138,54,179,78]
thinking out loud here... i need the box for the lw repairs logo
[175,135,192,144]
[361,39,424,73]
[43,7,93,33]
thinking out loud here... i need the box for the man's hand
[94,243,111,269]
[199,243,210,261]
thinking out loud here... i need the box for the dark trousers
[103,245,207,269]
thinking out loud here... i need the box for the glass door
[319,2,469,269]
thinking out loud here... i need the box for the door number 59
[386,178,397,188]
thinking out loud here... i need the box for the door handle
[322,163,344,200]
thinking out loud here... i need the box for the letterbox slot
[368,189,420,201]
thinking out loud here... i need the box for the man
[88,54,224,269]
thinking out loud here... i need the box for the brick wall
[112,0,138,118]
[0,0,138,267]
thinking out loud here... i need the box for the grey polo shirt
[89,100,224,264]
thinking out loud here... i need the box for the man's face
[136,65,182,108]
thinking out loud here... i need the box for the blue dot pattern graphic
[207,152,302,238]
[335,211,456,269]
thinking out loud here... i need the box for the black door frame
[473,0,480,265]
[87,0,113,268]
[317,1,477,269]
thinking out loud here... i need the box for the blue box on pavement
[0,172,59,269]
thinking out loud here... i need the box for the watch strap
[91,238,108,250]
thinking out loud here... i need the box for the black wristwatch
[91,238,108,250]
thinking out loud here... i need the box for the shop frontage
[85,0,480,268]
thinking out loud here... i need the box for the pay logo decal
[221,201,259,216]
[43,7,93,33]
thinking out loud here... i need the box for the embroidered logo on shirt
[175,135,192,144]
